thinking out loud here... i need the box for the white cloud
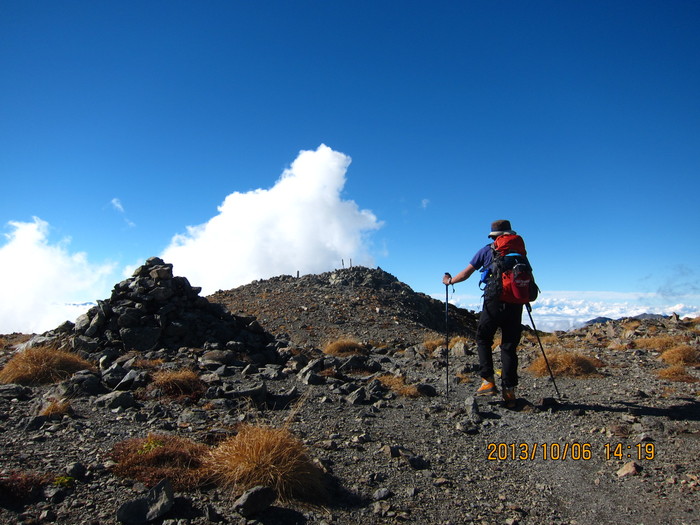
[420,198,430,209]
[110,197,135,227]
[0,218,116,333]
[443,290,700,332]
[110,198,124,213]
[161,144,383,294]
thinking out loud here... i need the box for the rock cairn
[33,257,278,362]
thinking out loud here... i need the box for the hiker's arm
[443,265,476,285]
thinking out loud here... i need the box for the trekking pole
[444,273,452,398]
[525,303,561,398]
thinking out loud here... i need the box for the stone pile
[31,257,279,361]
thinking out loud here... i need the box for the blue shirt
[470,244,493,271]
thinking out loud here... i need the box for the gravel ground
[0,267,698,525]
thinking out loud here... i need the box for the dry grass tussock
[0,470,49,507]
[110,433,210,490]
[527,351,603,378]
[635,335,689,351]
[423,337,444,353]
[660,345,699,366]
[377,373,421,397]
[206,423,328,503]
[132,358,165,370]
[0,346,95,385]
[39,399,73,418]
[657,365,699,383]
[150,369,205,400]
[323,338,367,357]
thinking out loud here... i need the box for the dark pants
[476,299,523,388]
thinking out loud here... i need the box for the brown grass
[150,369,205,400]
[109,433,210,490]
[455,371,471,384]
[660,345,699,366]
[132,358,165,370]
[423,337,444,353]
[0,346,96,385]
[621,320,641,331]
[205,423,327,503]
[526,351,603,378]
[656,365,698,383]
[377,374,421,397]
[448,336,472,348]
[322,339,367,357]
[0,470,49,507]
[635,335,689,352]
[39,399,73,418]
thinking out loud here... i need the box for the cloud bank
[447,290,700,332]
[0,218,115,333]
[161,144,382,294]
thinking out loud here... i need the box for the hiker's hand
[443,274,452,286]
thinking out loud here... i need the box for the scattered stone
[232,485,276,517]
[116,478,175,524]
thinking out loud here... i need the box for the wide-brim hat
[489,220,516,238]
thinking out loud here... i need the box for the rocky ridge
[0,261,698,525]
[208,266,478,350]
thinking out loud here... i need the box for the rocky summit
[0,260,699,525]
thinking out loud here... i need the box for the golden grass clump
[635,335,689,352]
[422,337,444,353]
[526,351,603,378]
[656,365,698,383]
[150,369,205,400]
[322,339,367,357]
[660,345,699,366]
[109,433,210,490]
[448,336,472,349]
[39,399,73,418]
[132,358,165,370]
[206,423,327,503]
[377,373,421,397]
[0,346,96,385]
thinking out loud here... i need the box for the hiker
[443,220,531,407]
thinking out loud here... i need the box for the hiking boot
[502,387,516,408]
[476,378,498,396]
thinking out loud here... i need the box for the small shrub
[657,365,698,383]
[635,335,689,352]
[377,374,421,397]
[150,369,205,400]
[39,399,73,418]
[323,339,367,357]
[52,475,75,488]
[110,433,210,490]
[660,345,699,366]
[526,351,602,378]
[0,346,95,385]
[423,337,444,353]
[132,358,165,370]
[455,371,471,383]
[0,470,48,507]
[206,423,327,503]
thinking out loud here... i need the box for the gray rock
[95,391,137,410]
[116,478,175,524]
[0,384,32,400]
[233,485,276,517]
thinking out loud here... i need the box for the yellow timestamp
[485,442,657,461]
[487,442,593,461]
[604,442,656,460]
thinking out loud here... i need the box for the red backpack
[487,234,538,304]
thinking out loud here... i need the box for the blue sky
[1,1,699,333]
